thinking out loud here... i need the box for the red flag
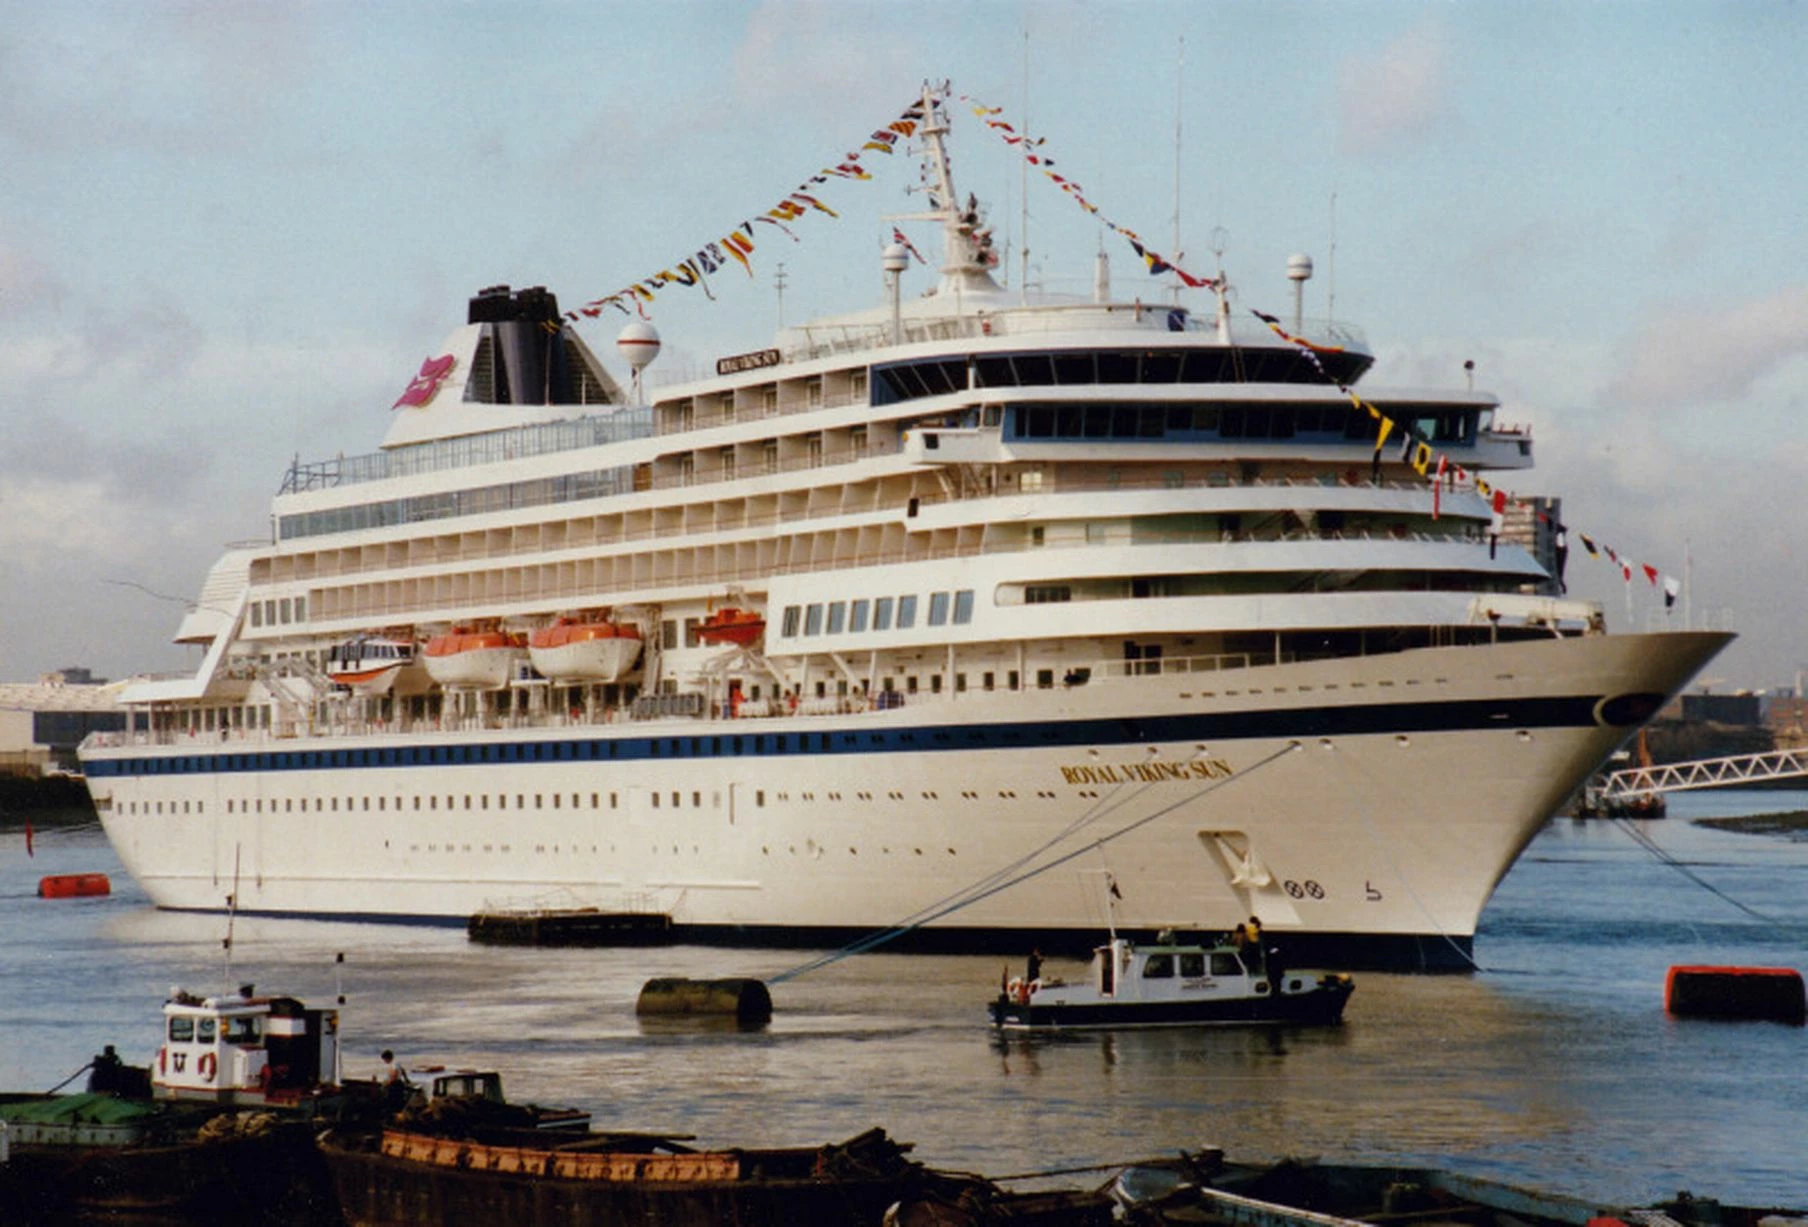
[1491,489,1508,515]
[1642,563,1659,586]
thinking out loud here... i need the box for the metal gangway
[1600,747,1808,800]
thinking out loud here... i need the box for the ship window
[873,597,894,631]
[782,606,801,637]
[850,599,870,632]
[805,604,824,635]
[1009,670,1020,690]
[983,671,995,691]
[652,792,660,808]
[168,1017,194,1043]
[1212,953,1244,976]
[250,604,263,628]
[223,1016,262,1046]
[1053,352,1092,384]
[928,592,950,626]
[896,595,917,629]
[826,602,846,634]
[279,598,292,623]
[930,675,943,694]
[294,597,305,621]
[1026,585,1070,604]
[1037,670,1054,689]
[197,1019,216,1043]
[756,789,765,807]
[953,590,974,624]
[1143,954,1175,979]
[1179,953,1206,977]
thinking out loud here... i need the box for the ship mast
[894,82,1004,300]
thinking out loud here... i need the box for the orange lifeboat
[39,873,111,898]
[696,607,765,647]
[528,617,642,683]
[423,628,523,690]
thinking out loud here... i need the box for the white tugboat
[990,930,1353,1030]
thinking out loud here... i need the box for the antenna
[1171,33,1185,306]
[1327,190,1338,324]
[222,843,241,992]
[1019,28,1030,306]
[773,261,788,329]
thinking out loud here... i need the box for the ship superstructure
[80,86,1727,969]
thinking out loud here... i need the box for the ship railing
[778,309,1368,363]
[294,471,1468,582]
[308,517,1502,625]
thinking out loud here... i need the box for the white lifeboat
[527,617,642,683]
[423,629,523,690]
[325,636,418,694]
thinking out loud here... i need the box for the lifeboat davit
[528,618,642,683]
[326,636,418,694]
[423,629,523,689]
[696,607,765,647]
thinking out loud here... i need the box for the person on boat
[380,1049,411,1108]
[1026,948,1043,984]
[87,1044,123,1094]
[1234,917,1266,973]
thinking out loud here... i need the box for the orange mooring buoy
[1665,965,1806,1024]
[38,873,111,899]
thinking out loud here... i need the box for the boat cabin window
[1179,953,1206,978]
[168,1017,195,1043]
[1211,953,1244,976]
[223,1016,263,1046]
[1142,954,1175,979]
[197,1018,217,1044]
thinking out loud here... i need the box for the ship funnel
[466,285,574,405]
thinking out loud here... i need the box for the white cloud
[1338,21,1453,156]
[1596,283,1808,417]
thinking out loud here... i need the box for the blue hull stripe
[83,693,1621,780]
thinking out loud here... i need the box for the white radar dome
[1286,253,1314,282]
[616,321,662,371]
[882,243,910,274]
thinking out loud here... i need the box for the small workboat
[423,628,523,689]
[989,932,1353,1030]
[695,606,765,647]
[526,616,642,682]
[326,635,419,694]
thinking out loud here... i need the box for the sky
[1,1,1804,693]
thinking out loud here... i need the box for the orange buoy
[1665,965,1805,1024]
[38,873,111,899]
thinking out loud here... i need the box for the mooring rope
[1611,815,1772,923]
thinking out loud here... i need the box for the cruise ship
[80,86,1728,970]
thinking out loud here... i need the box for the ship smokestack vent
[463,285,574,405]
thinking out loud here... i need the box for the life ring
[198,1052,217,1082]
[1007,976,1033,1005]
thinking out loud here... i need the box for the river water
[3,790,1804,1209]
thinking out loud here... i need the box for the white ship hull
[81,632,1726,970]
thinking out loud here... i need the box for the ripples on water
[2,793,1804,1207]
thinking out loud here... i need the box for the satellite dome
[616,321,662,371]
